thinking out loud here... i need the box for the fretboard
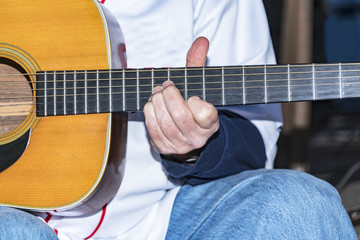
[35,63,360,117]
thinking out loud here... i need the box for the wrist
[161,149,202,165]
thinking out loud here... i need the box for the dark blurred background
[263,0,360,234]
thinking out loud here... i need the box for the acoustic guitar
[0,0,128,216]
[1,0,359,215]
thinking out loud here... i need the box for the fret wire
[122,69,125,111]
[96,70,99,113]
[287,64,291,102]
[185,67,188,100]
[63,71,66,115]
[109,69,112,112]
[137,69,140,111]
[202,67,206,101]
[264,65,267,104]
[74,70,77,115]
[54,72,57,116]
[44,71,48,116]
[85,70,88,114]
[151,68,154,92]
[242,66,245,105]
[221,66,225,106]
[312,63,316,101]
[339,63,343,99]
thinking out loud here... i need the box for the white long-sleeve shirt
[45,0,282,239]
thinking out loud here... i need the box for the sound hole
[0,61,33,136]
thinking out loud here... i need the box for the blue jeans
[166,169,357,240]
[0,169,356,239]
[0,206,58,239]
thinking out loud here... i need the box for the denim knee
[0,207,58,240]
[168,169,356,240]
[245,169,343,215]
[240,169,355,239]
[255,169,340,202]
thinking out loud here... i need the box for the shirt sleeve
[162,0,283,184]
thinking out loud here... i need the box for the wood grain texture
[0,0,115,210]
[0,64,32,136]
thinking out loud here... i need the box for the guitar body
[0,0,127,215]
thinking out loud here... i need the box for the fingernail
[153,85,163,94]
[162,80,174,88]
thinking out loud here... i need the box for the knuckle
[158,112,177,130]
[172,108,191,122]
[158,117,173,130]
[201,105,216,119]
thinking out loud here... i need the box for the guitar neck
[35,62,360,117]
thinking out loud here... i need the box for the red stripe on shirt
[45,213,52,223]
[44,213,58,236]
[84,204,107,239]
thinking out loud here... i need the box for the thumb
[186,37,209,67]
